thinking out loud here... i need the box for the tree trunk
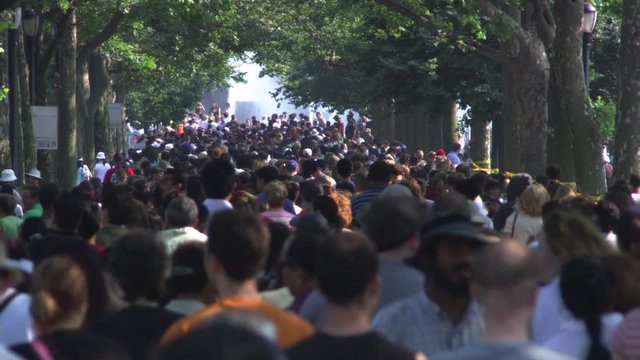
[92,53,112,160]
[18,33,35,177]
[56,7,77,190]
[470,119,491,168]
[0,28,11,169]
[501,39,549,176]
[613,0,640,181]
[549,0,605,195]
[76,62,89,161]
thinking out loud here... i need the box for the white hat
[96,152,106,160]
[198,151,209,159]
[310,129,320,136]
[302,148,312,157]
[0,169,17,182]
[26,168,42,180]
[164,144,174,152]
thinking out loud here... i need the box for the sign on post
[108,103,123,125]
[31,106,58,150]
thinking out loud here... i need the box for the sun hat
[96,152,106,160]
[26,168,42,180]
[0,169,17,182]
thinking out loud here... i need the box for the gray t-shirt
[430,342,575,360]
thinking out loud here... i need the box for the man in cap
[431,240,569,360]
[25,169,43,186]
[76,157,92,185]
[93,152,111,184]
[373,215,494,357]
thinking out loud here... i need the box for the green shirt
[23,203,43,219]
[0,215,23,242]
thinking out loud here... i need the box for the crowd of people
[1,102,640,359]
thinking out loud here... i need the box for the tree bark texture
[0,29,11,170]
[548,0,605,195]
[18,32,36,177]
[470,119,491,167]
[92,53,112,161]
[56,7,77,190]
[613,0,640,181]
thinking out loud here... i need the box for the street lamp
[582,3,597,92]
[22,10,39,106]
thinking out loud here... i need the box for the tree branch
[37,6,73,73]
[476,0,529,44]
[77,10,126,65]
[373,0,438,33]
[535,0,556,47]
[464,37,513,63]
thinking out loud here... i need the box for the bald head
[472,240,537,290]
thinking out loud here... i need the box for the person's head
[165,196,199,229]
[450,143,462,152]
[418,215,495,298]
[255,166,280,192]
[31,256,88,334]
[40,182,60,212]
[471,240,538,320]
[168,242,209,297]
[159,169,186,201]
[312,196,341,230]
[361,196,424,255]
[316,231,378,310]
[108,231,167,303]
[300,180,323,210]
[602,254,640,313]
[538,210,612,283]
[0,194,15,217]
[281,232,325,297]
[52,191,85,232]
[506,174,532,203]
[206,211,270,285]
[546,164,562,181]
[19,184,40,210]
[560,256,614,360]
[201,159,236,200]
[367,161,395,185]
[335,159,353,180]
[264,180,288,210]
[516,183,549,217]
[617,206,640,259]
[102,186,140,226]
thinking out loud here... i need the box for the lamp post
[22,10,39,106]
[582,3,598,93]
[8,8,21,172]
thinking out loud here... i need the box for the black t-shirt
[11,330,132,360]
[286,331,415,360]
[89,305,183,360]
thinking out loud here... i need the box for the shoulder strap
[32,339,55,360]
[510,212,519,238]
[0,291,20,315]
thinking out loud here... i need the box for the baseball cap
[285,160,298,170]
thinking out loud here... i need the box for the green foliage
[593,96,615,143]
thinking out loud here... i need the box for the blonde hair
[517,183,549,217]
[31,256,88,334]
[264,180,288,209]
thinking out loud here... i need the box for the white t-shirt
[0,289,33,346]
[93,162,111,183]
[543,313,623,358]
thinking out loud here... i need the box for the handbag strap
[32,339,55,360]
[0,291,19,315]
[510,211,519,238]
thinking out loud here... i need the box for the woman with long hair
[11,256,130,360]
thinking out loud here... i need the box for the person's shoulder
[160,303,223,345]
[374,292,424,325]
[431,343,572,360]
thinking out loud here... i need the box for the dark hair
[168,242,208,295]
[546,164,562,180]
[450,143,462,152]
[21,184,40,199]
[77,201,100,241]
[560,256,614,360]
[102,186,140,226]
[53,192,85,231]
[336,159,353,179]
[108,231,167,302]
[367,161,394,183]
[630,174,640,190]
[284,232,325,276]
[255,166,280,184]
[316,231,378,305]
[207,211,269,282]
[0,193,15,215]
[186,175,206,204]
[201,159,236,199]
[300,180,323,204]
[301,159,320,178]
[362,196,424,252]
[312,196,341,230]
[40,182,61,210]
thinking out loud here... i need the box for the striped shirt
[611,307,640,359]
[373,291,484,358]
[350,186,387,217]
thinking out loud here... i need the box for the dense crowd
[1,102,640,359]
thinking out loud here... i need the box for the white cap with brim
[0,169,17,182]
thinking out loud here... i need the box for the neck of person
[39,313,84,335]
[483,306,530,342]
[425,279,469,325]
[377,244,413,262]
[217,276,260,300]
[323,301,372,337]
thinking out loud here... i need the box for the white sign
[31,106,58,150]
[108,103,123,124]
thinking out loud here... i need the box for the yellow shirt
[161,296,314,348]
